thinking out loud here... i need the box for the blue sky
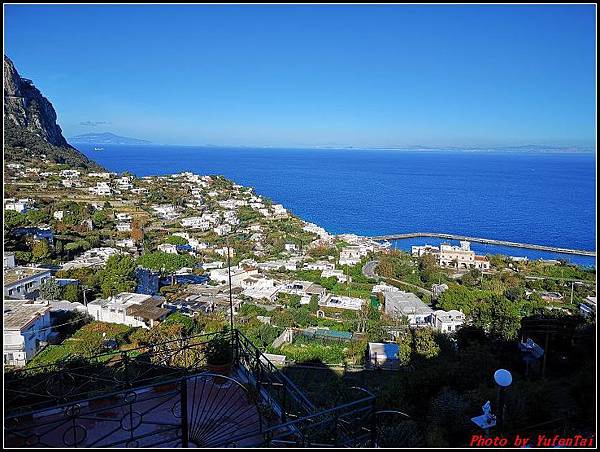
[4,4,596,148]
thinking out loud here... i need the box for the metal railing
[234,329,316,420]
[4,331,221,416]
[4,329,383,448]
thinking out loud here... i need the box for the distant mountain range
[69,132,151,145]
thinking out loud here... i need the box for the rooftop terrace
[3,266,51,286]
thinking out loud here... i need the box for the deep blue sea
[79,145,597,267]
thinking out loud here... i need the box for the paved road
[384,277,433,296]
[362,260,379,279]
[362,260,433,296]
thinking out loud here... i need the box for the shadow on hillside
[279,317,596,447]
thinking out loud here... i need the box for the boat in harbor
[94,147,104,151]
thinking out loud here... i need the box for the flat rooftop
[3,299,50,331]
[3,267,51,286]
[89,292,153,307]
[385,291,432,315]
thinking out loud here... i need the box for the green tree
[418,253,439,284]
[398,336,412,365]
[504,286,525,302]
[92,210,110,228]
[4,209,27,232]
[137,251,197,274]
[437,285,495,315]
[489,297,521,341]
[412,328,440,359]
[165,235,188,246]
[309,294,319,312]
[14,251,33,264]
[32,239,51,262]
[377,258,395,278]
[96,255,137,297]
[62,284,80,303]
[162,312,195,335]
[40,278,62,300]
[25,209,50,225]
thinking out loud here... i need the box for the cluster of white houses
[383,289,465,333]
[412,241,490,270]
[4,197,34,213]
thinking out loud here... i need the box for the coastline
[77,144,597,261]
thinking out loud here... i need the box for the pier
[370,232,596,257]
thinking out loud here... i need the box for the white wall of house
[4,307,52,367]
[4,269,52,299]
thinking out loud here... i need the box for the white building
[172,231,208,252]
[303,222,331,240]
[4,267,52,299]
[88,172,112,178]
[411,244,440,258]
[59,169,81,179]
[4,252,16,270]
[115,213,133,222]
[116,222,132,232]
[321,269,350,283]
[4,299,53,366]
[413,241,490,270]
[372,283,400,295]
[279,281,327,301]
[339,246,368,266]
[89,182,113,196]
[241,277,281,302]
[214,224,232,236]
[320,294,365,311]
[158,243,179,254]
[431,309,465,333]
[305,261,335,271]
[115,239,136,249]
[214,247,236,258]
[4,198,33,213]
[209,267,258,287]
[180,216,211,230]
[384,291,433,326]
[62,247,122,270]
[431,283,449,298]
[284,243,298,253]
[272,204,288,218]
[152,204,180,220]
[116,176,134,190]
[62,179,82,188]
[580,296,596,317]
[87,293,169,329]
[131,187,149,195]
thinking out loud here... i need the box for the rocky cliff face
[4,55,102,169]
[4,55,70,147]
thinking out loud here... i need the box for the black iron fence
[4,332,220,416]
[4,329,399,448]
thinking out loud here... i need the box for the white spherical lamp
[494,369,512,387]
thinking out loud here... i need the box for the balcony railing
[4,329,407,447]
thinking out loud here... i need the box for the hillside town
[2,33,596,446]
[4,157,597,373]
